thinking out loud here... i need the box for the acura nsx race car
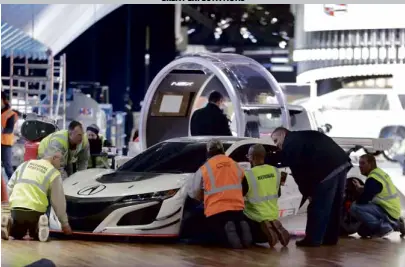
[49,136,405,238]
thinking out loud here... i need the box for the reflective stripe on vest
[203,159,243,196]
[370,170,398,202]
[370,167,401,219]
[245,168,280,204]
[15,161,59,194]
[1,108,17,145]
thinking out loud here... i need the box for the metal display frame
[1,53,67,128]
[139,53,290,151]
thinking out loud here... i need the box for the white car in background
[296,88,405,161]
[49,136,402,238]
[230,104,331,137]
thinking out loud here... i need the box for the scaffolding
[1,53,67,129]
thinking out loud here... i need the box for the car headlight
[120,188,180,203]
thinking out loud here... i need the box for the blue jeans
[350,203,397,236]
[305,168,347,245]
[1,145,13,180]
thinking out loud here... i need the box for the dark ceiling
[181,4,294,48]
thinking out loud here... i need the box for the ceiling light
[271,18,278,24]
[370,47,378,59]
[361,47,369,60]
[379,47,387,60]
[279,41,287,49]
[388,47,396,59]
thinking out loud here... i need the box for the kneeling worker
[350,154,405,238]
[243,144,290,247]
[1,150,72,241]
[187,139,252,249]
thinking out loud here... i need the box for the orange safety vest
[1,108,17,146]
[201,154,245,217]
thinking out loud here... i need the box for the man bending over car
[350,154,405,238]
[187,139,252,249]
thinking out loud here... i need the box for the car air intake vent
[117,203,161,226]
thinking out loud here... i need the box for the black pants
[206,210,246,247]
[243,215,268,243]
[10,209,44,240]
[305,169,347,245]
[1,145,14,179]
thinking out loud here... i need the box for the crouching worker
[38,121,90,180]
[187,139,252,249]
[350,154,405,238]
[1,150,72,242]
[243,144,290,247]
[86,124,112,169]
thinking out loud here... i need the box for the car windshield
[253,109,311,132]
[117,141,232,174]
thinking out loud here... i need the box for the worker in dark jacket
[271,127,351,247]
[190,91,232,136]
[1,93,18,179]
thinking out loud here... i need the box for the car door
[225,139,302,218]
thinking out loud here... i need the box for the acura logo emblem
[77,184,106,196]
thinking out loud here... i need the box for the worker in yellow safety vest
[243,144,290,247]
[38,120,90,179]
[350,153,405,238]
[1,150,72,242]
[86,124,112,168]
[1,92,18,179]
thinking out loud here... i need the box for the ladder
[1,53,67,129]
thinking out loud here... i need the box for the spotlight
[279,41,287,49]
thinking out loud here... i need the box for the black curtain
[58,4,176,112]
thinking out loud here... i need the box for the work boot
[295,238,321,247]
[37,215,49,242]
[239,221,253,248]
[260,220,279,247]
[224,221,243,249]
[270,220,290,247]
[1,214,12,240]
[397,217,405,237]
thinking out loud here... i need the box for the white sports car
[49,136,404,237]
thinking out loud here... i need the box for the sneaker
[37,215,49,242]
[224,221,243,249]
[398,217,405,237]
[260,220,279,247]
[239,221,253,248]
[1,214,12,240]
[270,220,290,247]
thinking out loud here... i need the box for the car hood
[63,168,191,198]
